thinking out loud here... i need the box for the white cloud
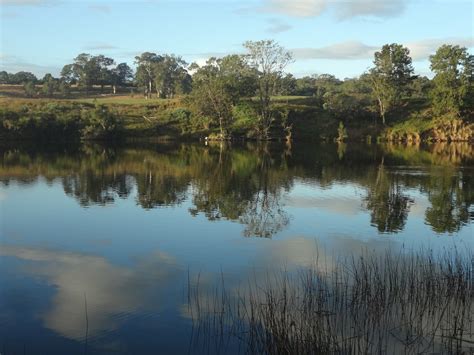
[88,4,111,13]
[406,37,474,61]
[261,0,407,19]
[290,37,474,61]
[291,40,378,60]
[263,0,327,17]
[335,0,406,19]
[265,18,293,33]
[0,54,61,76]
[84,43,119,51]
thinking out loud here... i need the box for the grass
[187,248,474,354]
[71,96,177,105]
[1,85,471,142]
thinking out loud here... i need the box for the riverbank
[0,96,472,142]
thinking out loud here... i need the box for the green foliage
[231,102,260,136]
[111,63,133,93]
[190,58,238,137]
[429,45,474,116]
[81,105,124,139]
[134,52,163,98]
[41,73,58,97]
[243,40,293,139]
[324,91,362,120]
[0,103,123,141]
[58,80,71,97]
[60,53,123,93]
[153,55,191,98]
[275,73,297,96]
[410,76,432,99]
[23,81,37,97]
[5,71,38,84]
[0,41,472,142]
[166,108,193,133]
[0,71,9,84]
[369,43,415,124]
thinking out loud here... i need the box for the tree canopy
[369,43,415,124]
[429,44,474,115]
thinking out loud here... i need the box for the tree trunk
[113,85,116,95]
[377,96,386,125]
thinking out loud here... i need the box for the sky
[0,0,473,79]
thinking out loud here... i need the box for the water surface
[0,142,473,354]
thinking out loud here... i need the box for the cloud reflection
[0,246,179,341]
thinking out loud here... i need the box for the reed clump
[187,248,474,354]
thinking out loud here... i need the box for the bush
[81,105,124,140]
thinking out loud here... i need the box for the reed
[187,248,474,354]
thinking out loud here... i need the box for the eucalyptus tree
[0,71,10,84]
[60,53,115,93]
[153,55,191,98]
[277,74,297,96]
[60,64,75,84]
[41,73,58,97]
[369,43,414,124]
[23,81,36,97]
[134,52,163,98]
[429,45,474,115]
[111,63,133,94]
[218,54,258,100]
[94,55,115,92]
[190,58,234,138]
[65,53,96,91]
[243,40,293,138]
[9,71,37,84]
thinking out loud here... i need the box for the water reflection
[0,142,473,236]
[364,159,415,233]
[0,245,179,341]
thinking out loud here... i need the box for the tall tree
[41,73,58,97]
[190,58,234,137]
[60,64,75,84]
[10,71,37,85]
[153,55,191,98]
[0,71,10,84]
[135,52,163,99]
[369,43,414,124]
[23,81,36,97]
[429,45,474,115]
[276,74,297,96]
[218,54,257,100]
[60,54,115,93]
[94,55,115,92]
[111,63,133,94]
[71,53,96,91]
[243,40,293,138]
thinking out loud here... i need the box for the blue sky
[1,0,473,78]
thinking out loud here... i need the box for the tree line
[1,40,472,139]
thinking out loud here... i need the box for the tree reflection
[424,170,473,233]
[365,159,414,233]
[136,172,188,209]
[189,144,290,237]
[62,173,133,206]
[0,142,473,236]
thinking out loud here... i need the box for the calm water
[0,142,473,354]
